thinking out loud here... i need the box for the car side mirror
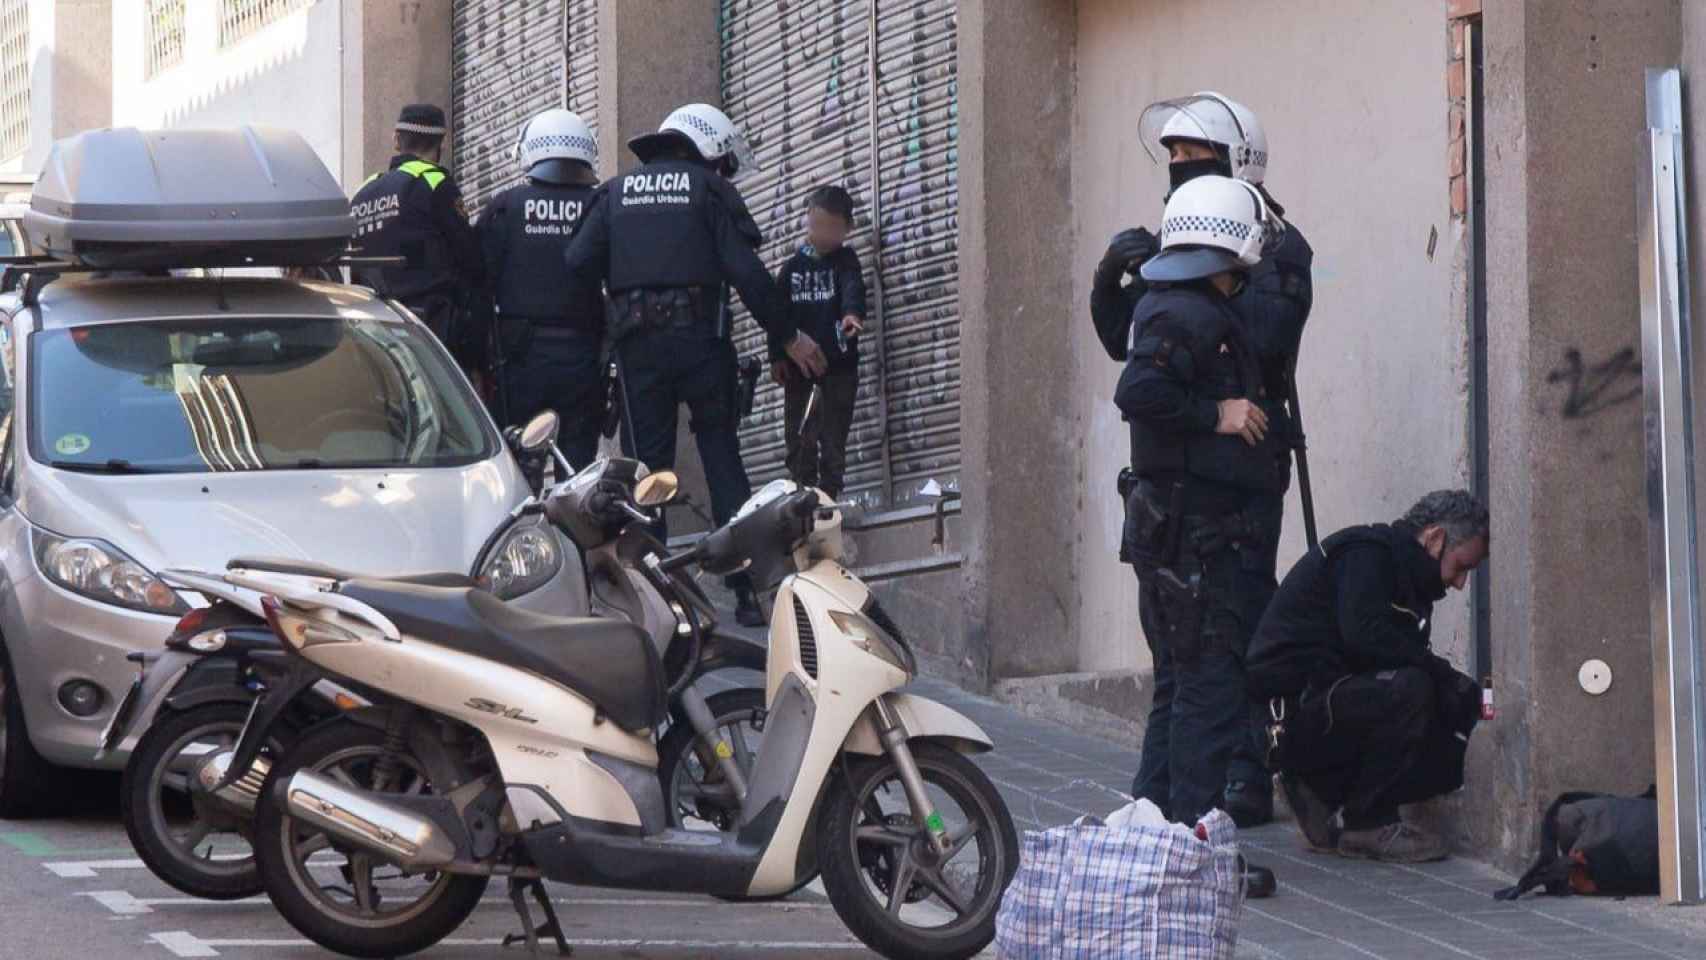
[515,410,559,455]
[634,471,680,508]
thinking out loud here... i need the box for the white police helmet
[514,109,597,183]
[628,103,756,176]
[1139,91,1269,184]
[1140,175,1277,283]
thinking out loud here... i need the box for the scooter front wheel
[657,686,818,901]
[817,743,1019,960]
[121,702,286,900]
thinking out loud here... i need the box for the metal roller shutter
[451,0,598,216]
[721,0,959,510]
[872,0,958,504]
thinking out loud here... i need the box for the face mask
[1169,158,1223,192]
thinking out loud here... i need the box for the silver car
[0,274,581,814]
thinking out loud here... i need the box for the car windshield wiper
[48,459,168,475]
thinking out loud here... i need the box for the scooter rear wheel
[817,743,1019,960]
[253,719,488,959]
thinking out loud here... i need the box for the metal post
[865,0,894,505]
[1637,66,1706,906]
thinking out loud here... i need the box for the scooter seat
[337,580,666,732]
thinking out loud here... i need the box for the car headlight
[32,530,188,616]
[829,606,917,677]
[477,520,563,600]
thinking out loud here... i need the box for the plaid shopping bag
[994,810,1243,960]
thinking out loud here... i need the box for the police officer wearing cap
[564,103,828,627]
[1095,93,1315,828]
[350,104,484,370]
[476,108,604,467]
[1117,174,1287,837]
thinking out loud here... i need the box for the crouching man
[1246,489,1489,862]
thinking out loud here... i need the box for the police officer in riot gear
[476,108,604,466]
[1117,174,1288,829]
[564,103,828,627]
[349,104,484,370]
[1095,92,1315,827]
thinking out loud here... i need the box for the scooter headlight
[829,606,917,678]
[477,518,563,600]
[32,529,188,616]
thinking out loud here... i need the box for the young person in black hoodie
[1247,489,1490,863]
[771,186,867,499]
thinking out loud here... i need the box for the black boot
[735,588,766,628]
[1223,780,1274,829]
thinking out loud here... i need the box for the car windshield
[29,315,496,473]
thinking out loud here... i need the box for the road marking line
[84,890,153,915]
[45,858,149,878]
[0,830,133,857]
[149,931,867,957]
[96,892,830,915]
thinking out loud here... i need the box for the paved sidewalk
[906,677,1706,960]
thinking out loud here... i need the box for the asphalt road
[0,774,888,960]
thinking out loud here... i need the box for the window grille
[0,0,28,161]
[145,0,187,80]
[220,0,313,48]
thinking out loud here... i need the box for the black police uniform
[1116,280,1290,823]
[1094,207,1315,819]
[562,157,796,573]
[350,154,484,367]
[477,168,603,467]
[1246,524,1481,832]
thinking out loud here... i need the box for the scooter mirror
[634,471,680,508]
[517,410,560,454]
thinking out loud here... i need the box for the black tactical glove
[1094,227,1159,290]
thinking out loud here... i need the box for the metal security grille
[722,0,959,509]
[451,0,596,218]
[146,0,187,79]
[219,0,312,48]
[0,0,26,162]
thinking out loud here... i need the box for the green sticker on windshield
[54,434,91,456]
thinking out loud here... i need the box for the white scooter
[200,477,1017,959]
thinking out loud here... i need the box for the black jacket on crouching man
[1245,523,1483,831]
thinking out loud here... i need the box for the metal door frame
[1637,65,1706,906]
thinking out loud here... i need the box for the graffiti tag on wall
[1548,347,1642,420]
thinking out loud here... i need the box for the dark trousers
[617,329,753,590]
[1227,517,1282,795]
[1276,668,1467,830]
[1130,535,1273,823]
[498,326,603,470]
[782,369,858,498]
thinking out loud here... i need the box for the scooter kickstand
[502,877,571,956]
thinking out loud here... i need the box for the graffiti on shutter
[452,0,597,217]
[722,0,958,510]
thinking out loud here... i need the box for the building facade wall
[1071,0,1472,681]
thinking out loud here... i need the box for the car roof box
[23,126,353,269]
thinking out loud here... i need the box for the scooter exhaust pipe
[194,749,272,815]
[282,769,456,870]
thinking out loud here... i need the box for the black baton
[1286,359,1320,552]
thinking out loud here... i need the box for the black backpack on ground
[1494,786,1660,900]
